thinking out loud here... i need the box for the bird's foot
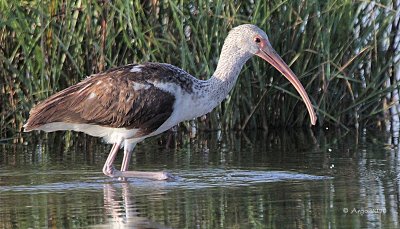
[103,165,174,181]
[119,170,175,181]
[103,164,118,177]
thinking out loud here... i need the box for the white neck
[198,43,252,111]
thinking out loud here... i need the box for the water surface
[0,129,398,228]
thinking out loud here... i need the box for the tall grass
[0,0,399,138]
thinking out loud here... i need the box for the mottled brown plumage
[24,62,194,137]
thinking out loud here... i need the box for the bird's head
[227,24,317,125]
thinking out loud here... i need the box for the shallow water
[0,129,399,228]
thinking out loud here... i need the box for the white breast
[149,82,213,136]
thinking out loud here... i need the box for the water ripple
[0,168,331,193]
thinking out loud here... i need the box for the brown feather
[24,63,188,137]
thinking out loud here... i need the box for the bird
[24,24,317,180]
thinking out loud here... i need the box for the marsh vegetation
[0,0,399,138]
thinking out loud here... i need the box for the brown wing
[24,63,181,137]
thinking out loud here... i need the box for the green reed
[0,0,399,138]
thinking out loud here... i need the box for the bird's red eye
[254,37,261,43]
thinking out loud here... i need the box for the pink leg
[117,146,134,182]
[102,142,121,177]
[121,145,134,172]
[103,141,174,180]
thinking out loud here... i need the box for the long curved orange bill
[256,40,317,125]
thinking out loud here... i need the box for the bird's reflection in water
[103,182,169,229]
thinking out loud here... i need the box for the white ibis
[24,24,317,180]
